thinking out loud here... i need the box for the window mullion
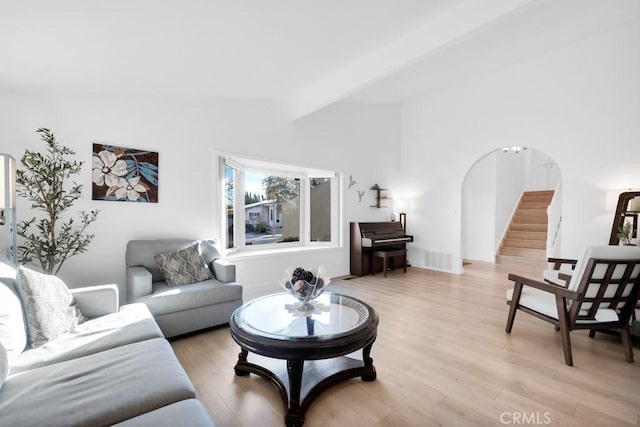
[331,174,339,245]
[302,177,309,244]
[236,169,246,248]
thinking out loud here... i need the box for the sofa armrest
[71,284,119,318]
[127,266,153,302]
[212,259,236,283]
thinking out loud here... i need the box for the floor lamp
[0,153,17,265]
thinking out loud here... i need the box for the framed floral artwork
[92,144,159,203]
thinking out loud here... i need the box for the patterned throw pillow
[16,266,86,348]
[154,242,213,287]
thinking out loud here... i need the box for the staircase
[496,190,554,266]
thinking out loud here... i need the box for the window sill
[223,245,342,262]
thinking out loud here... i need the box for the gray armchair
[125,239,243,337]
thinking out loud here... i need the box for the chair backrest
[566,246,640,323]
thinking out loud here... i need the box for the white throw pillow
[0,279,27,360]
[16,266,85,348]
[0,341,8,390]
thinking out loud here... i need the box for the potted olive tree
[16,128,99,274]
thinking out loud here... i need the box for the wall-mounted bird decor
[348,175,357,189]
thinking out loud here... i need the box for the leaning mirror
[0,153,16,264]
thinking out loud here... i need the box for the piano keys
[350,222,413,277]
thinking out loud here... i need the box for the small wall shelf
[609,191,640,245]
[370,184,389,208]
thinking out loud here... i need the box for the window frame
[219,154,340,255]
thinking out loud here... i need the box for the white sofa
[0,260,214,426]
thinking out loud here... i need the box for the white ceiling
[1,0,639,119]
[345,0,640,105]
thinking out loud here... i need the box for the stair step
[516,208,548,217]
[522,191,554,200]
[499,247,546,259]
[511,223,547,232]
[525,190,555,195]
[507,231,547,241]
[513,215,547,224]
[521,195,553,203]
[502,239,546,249]
[519,202,550,209]
[522,190,554,197]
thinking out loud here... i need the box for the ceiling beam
[286,0,537,120]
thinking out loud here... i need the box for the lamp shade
[395,199,407,213]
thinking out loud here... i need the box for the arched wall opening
[461,147,562,266]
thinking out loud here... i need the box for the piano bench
[371,249,407,278]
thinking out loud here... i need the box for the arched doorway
[461,147,561,267]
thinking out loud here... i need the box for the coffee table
[230,292,378,427]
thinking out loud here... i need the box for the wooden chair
[506,246,640,366]
[545,253,640,338]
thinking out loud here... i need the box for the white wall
[401,19,640,272]
[494,150,528,248]
[527,149,560,191]
[462,153,496,262]
[0,95,400,300]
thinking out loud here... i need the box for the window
[310,178,332,242]
[220,155,339,252]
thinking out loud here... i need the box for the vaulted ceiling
[1,0,638,119]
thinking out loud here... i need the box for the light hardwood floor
[170,261,640,427]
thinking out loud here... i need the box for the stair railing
[546,181,562,258]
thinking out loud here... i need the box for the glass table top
[235,292,370,339]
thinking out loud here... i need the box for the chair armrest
[127,266,153,302]
[71,284,119,318]
[547,257,578,270]
[212,259,236,283]
[558,272,573,282]
[542,270,572,288]
[508,273,577,298]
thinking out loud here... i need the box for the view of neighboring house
[245,200,279,232]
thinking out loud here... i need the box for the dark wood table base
[234,344,376,427]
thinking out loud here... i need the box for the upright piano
[350,222,413,276]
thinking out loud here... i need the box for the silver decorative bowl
[280,266,330,310]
